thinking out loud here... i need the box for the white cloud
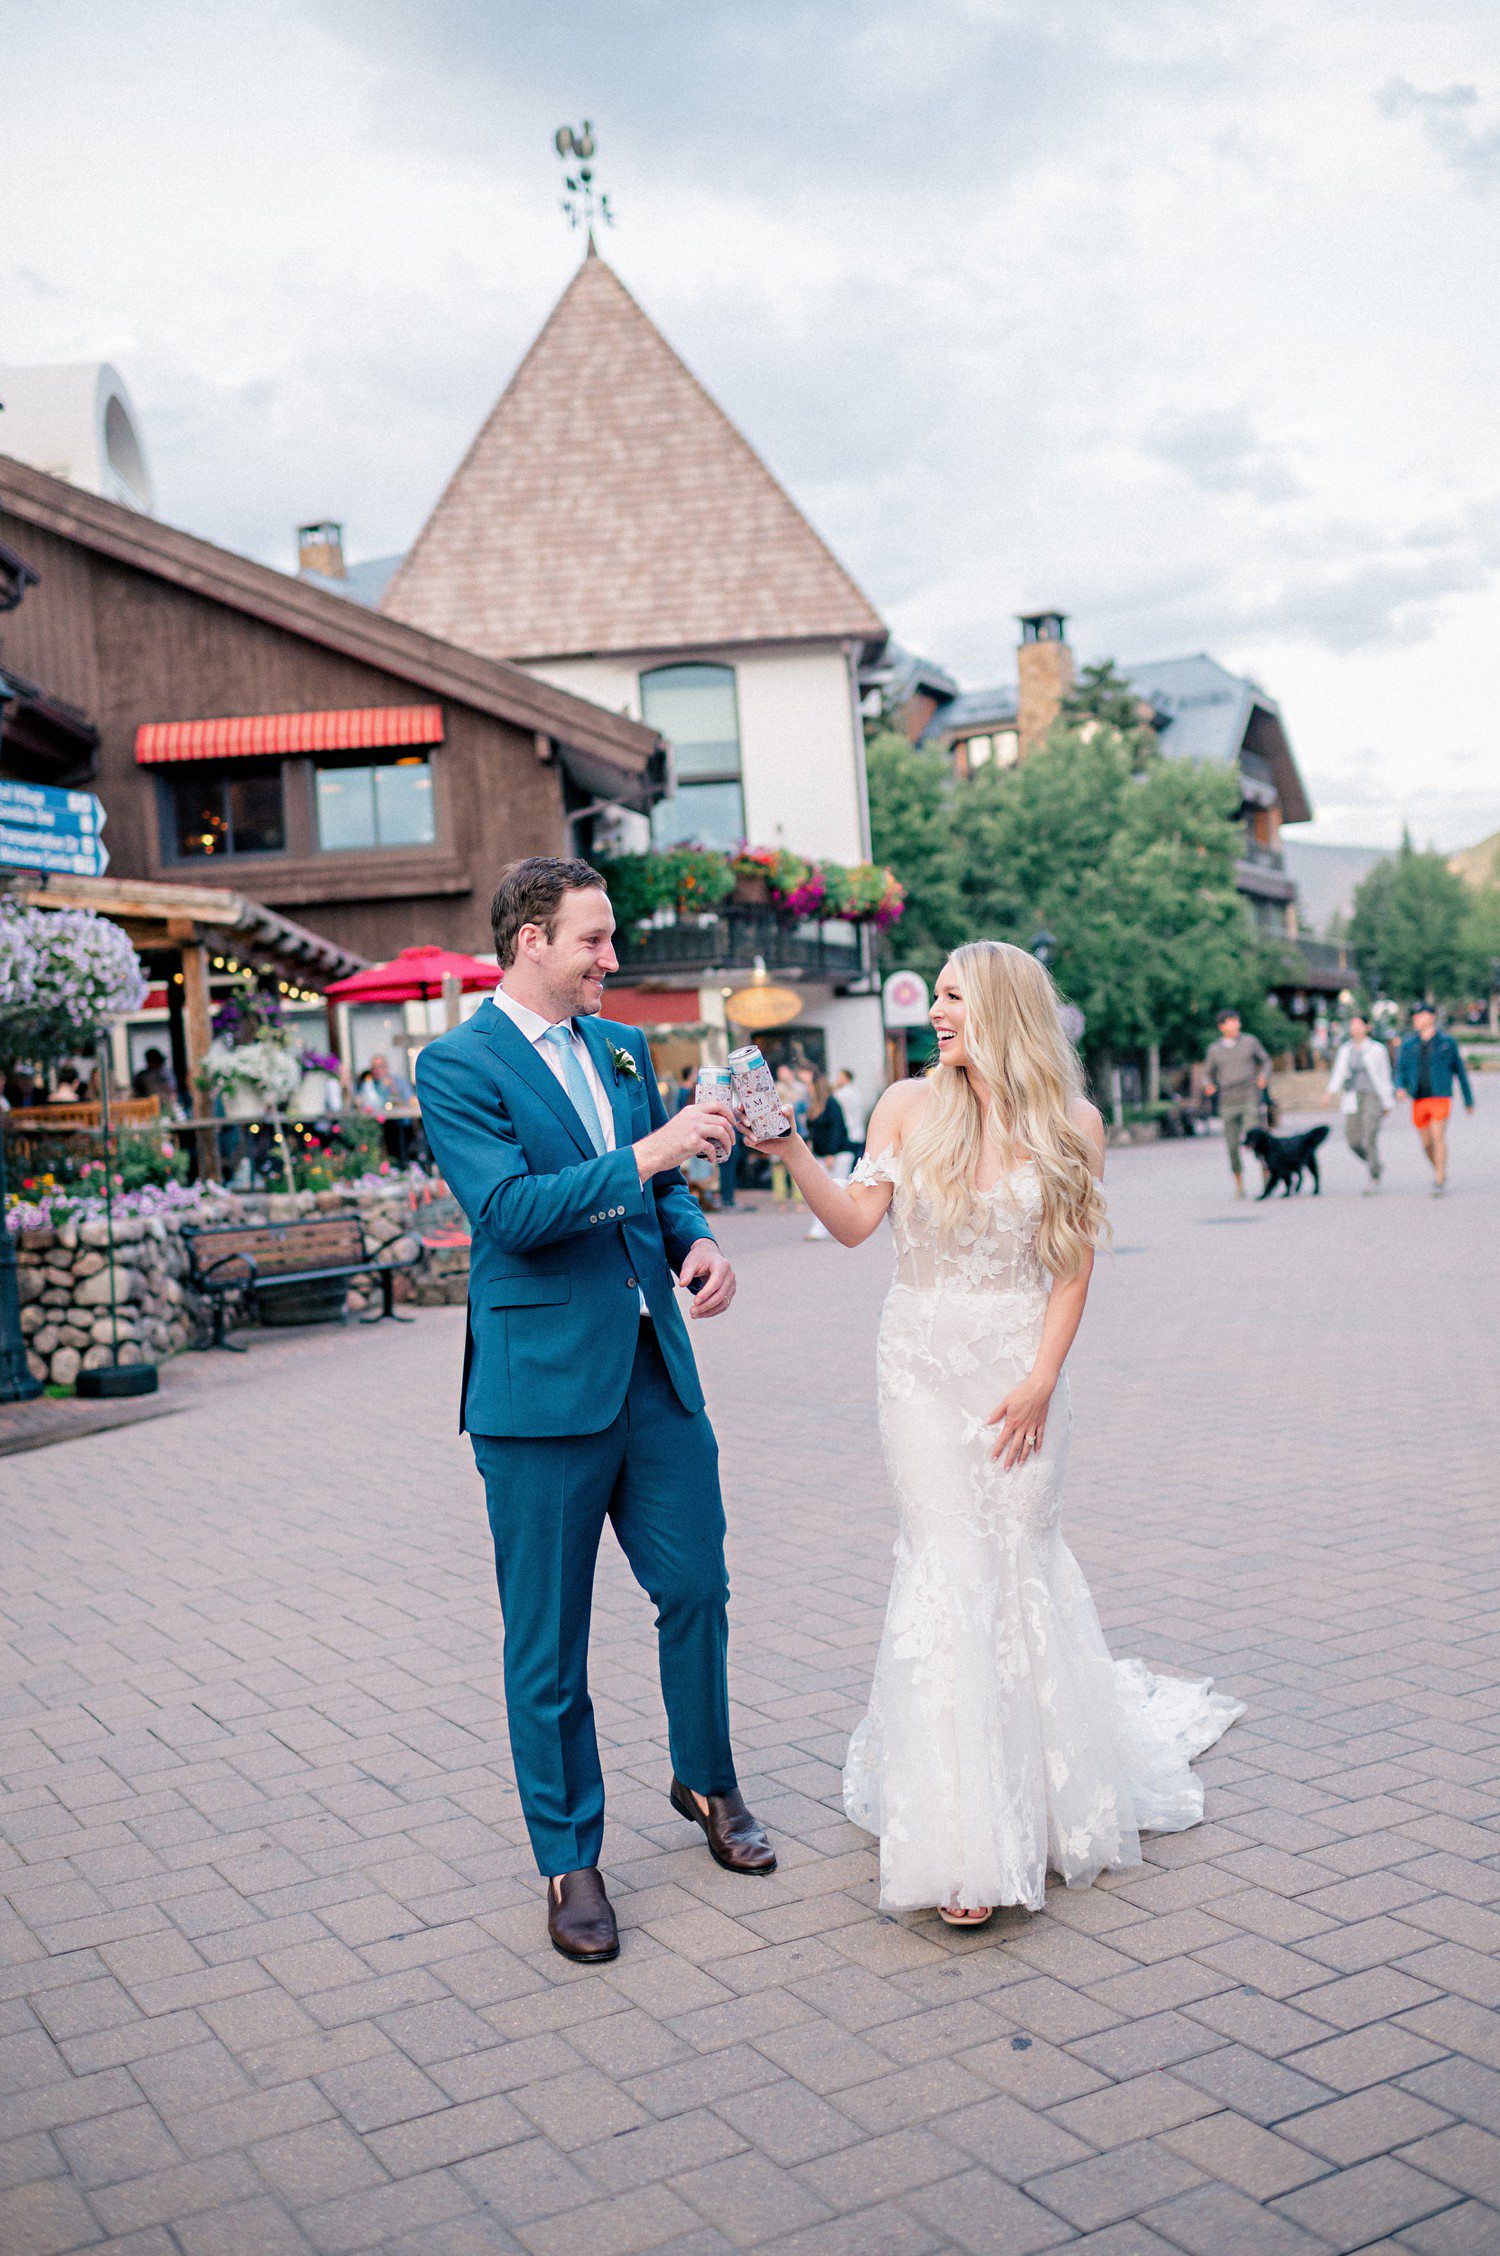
[1376,78,1500,193]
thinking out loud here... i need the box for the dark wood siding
[0,507,567,959]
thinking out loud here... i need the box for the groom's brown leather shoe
[669,1778,777,1874]
[546,1869,619,1963]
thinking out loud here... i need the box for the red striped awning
[135,705,444,764]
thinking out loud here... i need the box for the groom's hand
[678,1238,735,1319]
[634,1103,734,1181]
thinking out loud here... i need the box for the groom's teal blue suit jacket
[414,1001,712,1438]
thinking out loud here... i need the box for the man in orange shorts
[1395,1006,1474,1195]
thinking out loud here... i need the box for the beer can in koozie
[695,1065,734,1106]
[728,1044,790,1139]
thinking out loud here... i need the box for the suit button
[626,1276,638,1289]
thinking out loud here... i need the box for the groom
[414,857,776,1963]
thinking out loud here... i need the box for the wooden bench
[7,1097,162,1131]
[182,1214,422,1349]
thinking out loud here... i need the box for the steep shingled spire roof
[381,253,885,662]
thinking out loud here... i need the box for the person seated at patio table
[49,1067,86,1104]
[132,1046,181,1111]
[355,1055,414,1115]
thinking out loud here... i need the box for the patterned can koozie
[728,1044,790,1139]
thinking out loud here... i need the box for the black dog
[1242,1123,1329,1199]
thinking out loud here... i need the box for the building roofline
[382,249,887,656]
[0,452,665,793]
[523,629,886,668]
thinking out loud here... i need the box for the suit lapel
[578,1017,634,1153]
[480,1000,596,1160]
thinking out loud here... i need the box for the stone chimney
[297,521,346,580]
[1016,611,1075,757]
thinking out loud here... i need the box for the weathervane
[554,121,613,235]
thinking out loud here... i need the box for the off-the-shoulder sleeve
[852,1144,902,1190]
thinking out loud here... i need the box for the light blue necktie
[543,1023,607,1155]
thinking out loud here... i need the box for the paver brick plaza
[2,1104,1497,2253]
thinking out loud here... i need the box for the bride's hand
[739,1107,798,1156]
[985,1371,1055,1468]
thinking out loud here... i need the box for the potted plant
[844,863,907,927]
[289,1046,346,1120]
[195,982,300,1119]
[661,847,735,918]
[731,847,816,915]
[729,848,776,906]
[594,853,674,927]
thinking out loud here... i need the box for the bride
[747,942,1241,1925]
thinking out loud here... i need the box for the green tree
[1057,657,1158,769]
[864,679,1284,1070]
[1348,835,1477,1005]
[960,733,1279,1066]
[1467,878,1500,995]
[865,728,964,976]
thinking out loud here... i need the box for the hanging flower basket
[197,1036,301,1117]
[0,902,147,1066]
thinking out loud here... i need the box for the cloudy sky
[6,0,1498,847]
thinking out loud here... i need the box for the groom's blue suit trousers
[471,1321,737,1876]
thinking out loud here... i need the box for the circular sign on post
[882,970,930,1030]
[725,984,802,1032]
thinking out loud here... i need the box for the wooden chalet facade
[0,453,665,975]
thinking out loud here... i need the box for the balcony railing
[611,905,870,984]
[1239,840,1286,872]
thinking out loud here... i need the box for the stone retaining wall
[14,1183,468,1389]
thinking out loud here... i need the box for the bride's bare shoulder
[1068,1094,1106,1168]
[870,1076,932,1133]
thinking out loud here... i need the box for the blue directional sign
[0,779,110,877]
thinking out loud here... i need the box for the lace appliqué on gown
[843,1144,1243,1913]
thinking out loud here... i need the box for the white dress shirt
[493,985,649,1311]
[493,984,616,1150]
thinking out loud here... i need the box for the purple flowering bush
[5,1176,209,1234]
[0,902,147,1066]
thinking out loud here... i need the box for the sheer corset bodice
[842,1135,1242,1916]
[867,1146,1051,1302]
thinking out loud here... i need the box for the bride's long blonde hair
[901,940,1107,1279]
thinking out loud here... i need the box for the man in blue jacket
[1395,1005,1475,1197]
[415,858,775,1963]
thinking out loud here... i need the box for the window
[169,761,285,857]
[315,754,435,851]
[640,664,744,850]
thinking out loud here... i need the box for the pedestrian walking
[1325,1013,1394,1193]
[770,1065,805,1209]
[833,1067,867,1158]
[1395,1006,1475,1196]
[1203,1009,1271,1199]
[804,1072,852,1239]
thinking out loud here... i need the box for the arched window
[640,664,743,850]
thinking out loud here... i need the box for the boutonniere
[608,1043,641,1083]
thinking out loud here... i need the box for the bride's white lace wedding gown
[843,1146,1242,1915]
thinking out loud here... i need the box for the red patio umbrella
[325,944,497,1005]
